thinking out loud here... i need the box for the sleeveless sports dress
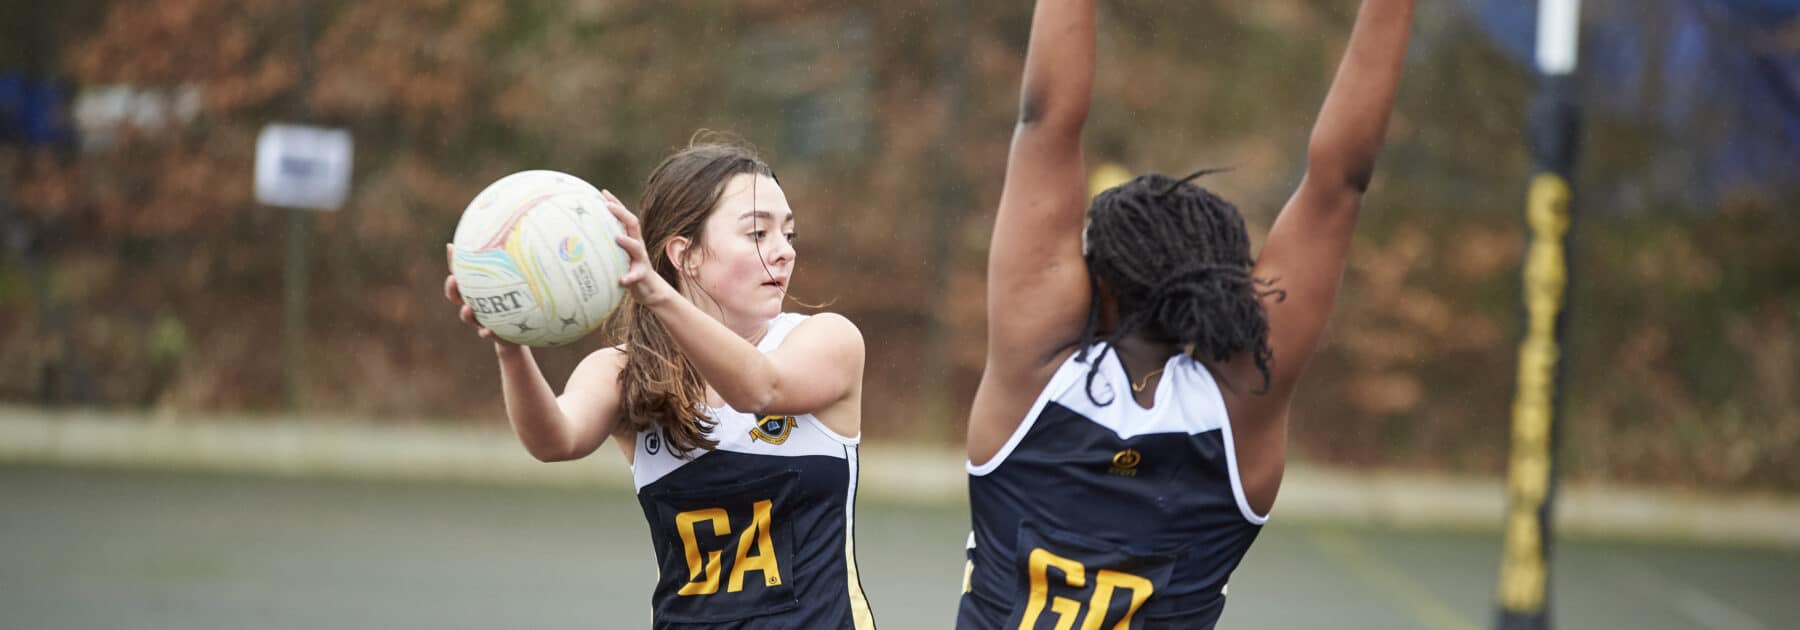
[957,343,1267,629]
[631,313,876,629]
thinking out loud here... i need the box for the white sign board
[255,123,353,211]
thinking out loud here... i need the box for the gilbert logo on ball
[450,170,629,347]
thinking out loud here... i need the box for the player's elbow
[1306,136,1383,195]
[1019,89,1048,126]
[523,437,584,463]
[1018,86,1090,135]
[529,447,577,463]
[1341,164,1376,194]
[1305,150,1378,196]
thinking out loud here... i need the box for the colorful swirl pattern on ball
[454,248,521,281]
[503,201,561,328]
[559,236,586,263]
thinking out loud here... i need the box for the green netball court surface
[2,464,1794,629]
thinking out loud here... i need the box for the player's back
[958,344,1267,630]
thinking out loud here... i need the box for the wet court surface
[2,465,1794,629]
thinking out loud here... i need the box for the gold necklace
[1131,367,1165,393]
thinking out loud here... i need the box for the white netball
[450,170,630,347]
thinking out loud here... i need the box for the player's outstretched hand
[602,189,678,307]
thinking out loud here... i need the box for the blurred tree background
[1,0,1795,491]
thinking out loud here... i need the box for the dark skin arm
[1226,0,1416,516]
[967,0,1098,466]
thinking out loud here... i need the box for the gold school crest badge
[1109,448,1141,477]
[749,415,798,444]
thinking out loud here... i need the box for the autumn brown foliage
[1,0,1794,491]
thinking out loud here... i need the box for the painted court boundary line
[1305,526,1482,630]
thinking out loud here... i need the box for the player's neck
[1111,334,1178,370]
[1112,333,1176,357]
[1110,334,1176,407]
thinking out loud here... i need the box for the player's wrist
[494,340,529,358]
[634,276,681,309]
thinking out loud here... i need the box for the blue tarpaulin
[0,73,72,148]
[1462,0,1800,210]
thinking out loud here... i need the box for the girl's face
[670,173,796,337]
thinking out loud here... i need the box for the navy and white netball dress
[957,344,1268,630]
[632,313,875,629]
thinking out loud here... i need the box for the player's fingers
[444,274,463,304]
[603,191,643,240]
[460,304,480,328]
[601,188,626,212]
[613,230,652,267]
[478,328,516,349]
[619,265,646,286]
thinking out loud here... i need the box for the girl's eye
[749,230,767,241]
[785,232,798,244]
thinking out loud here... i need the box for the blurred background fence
[1,0,1796,492]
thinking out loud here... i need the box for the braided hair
[1075,169,1284,404]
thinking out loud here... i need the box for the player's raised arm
[986,0,1098,372]
[1253,0,1415,397]
[967,0,1098,463]
[1227,0,1413,515]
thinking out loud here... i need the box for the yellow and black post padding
[1496,2,1582,629]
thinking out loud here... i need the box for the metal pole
[284,0,316,412]
[9,1,76,405]
[1496,2,1581,629]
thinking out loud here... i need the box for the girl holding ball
[445,139,875,629]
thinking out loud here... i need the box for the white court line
[1305,527,1480,630]
[1614,557,1766,630]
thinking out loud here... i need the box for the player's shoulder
[787,312,863,344]
[987,341,1085,402]
[578,344,628,370]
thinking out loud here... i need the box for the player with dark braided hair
[1076,169,1281,399]
[957,0,1414,628]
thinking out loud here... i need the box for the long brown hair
[614,138,774,456]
